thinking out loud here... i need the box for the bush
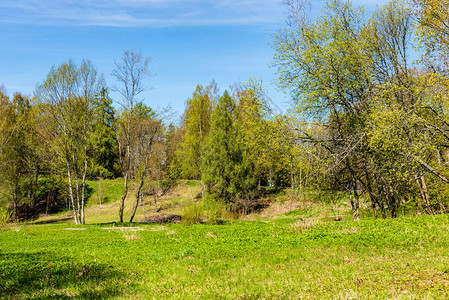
[0,208,12,228]
[203,198,227,224]
[182,203,204,225]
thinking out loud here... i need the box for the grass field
[2,180,449,298]
[2,214,449,298]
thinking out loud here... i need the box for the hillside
[31,179,202,225]
[30,179,361,225]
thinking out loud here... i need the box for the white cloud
[0,0,285,27]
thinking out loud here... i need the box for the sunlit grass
[2,215,449,298]
[10,180,449,298]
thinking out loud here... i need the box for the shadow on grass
[31,217,73,225]
[0,252,125,299]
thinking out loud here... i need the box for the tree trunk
[380,197,386,219]
[120,172,128,223]
[370,195,377,220]
[153,194,158,213]
[415,171,433,215]
[46,194,49,215]
[140,192,146,219]
[437,150,443,167]
[413,155,449,183]
[99,178,102,207]
[12,187,18,222]
[66,161,79,225]
[130,171,145,223]
[28,172,34,207]
[201,180,205,199]
[80,156,88,225]
[419,173,433,215]
[414,174,425,214]
[290,163,295,190]
[350,189,360,221]
[119,128,131,223]
[75,176,81,223]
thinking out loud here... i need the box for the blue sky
[0,0,390,117]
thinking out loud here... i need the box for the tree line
[274,0,449,219]
[1,0,449,223]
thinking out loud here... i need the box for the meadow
[1,181,449,299]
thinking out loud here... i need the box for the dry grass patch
[123,232,142,241]
[148,225,167,231]
[206,232,217,238]
[243,198,307,220]
[101,226,143,231]
[290,217,322,233]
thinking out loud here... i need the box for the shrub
[182,203,204,225]
[0,208,12,228]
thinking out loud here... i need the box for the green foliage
[132,101,155,118]
[202,91,257,209]
[86,178,124,205]
[91,87,120,178]
[236,81,294,188]
[164,124,183,179]
[185,180,199,187]
[36,59,103,224]
[274,0,371,120]
[415,0,449,61]
[175,83,216,179]
[0,208,12,227]
[182,202,204,225]
[272,0,449,218]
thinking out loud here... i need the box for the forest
[1,0,449,225]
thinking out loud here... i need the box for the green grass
[29,179,202,225]
[86,178,126,206]
[6,182,449,298]
[2,214,449,298]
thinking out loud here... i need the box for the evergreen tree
[92,87,119,178]
[202,91,256,210]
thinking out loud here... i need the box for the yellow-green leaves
[175,82,216,180]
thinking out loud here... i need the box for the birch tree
[112,49,152,223]
[37,60,102,224]
[175,82,216,199]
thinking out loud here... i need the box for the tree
[175,82,216,180]
[415,0,449,67]
[112,49,152,223]
[128,105,164,222]
[9,93,41,219]
[236,80,294,188]
[274,0,419,219]
[165,123,184,179]
[91,87,119,179]
[202,91,256,212]
[274,0,374,220]
[37,59,102,224]
[0,92,23,221]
